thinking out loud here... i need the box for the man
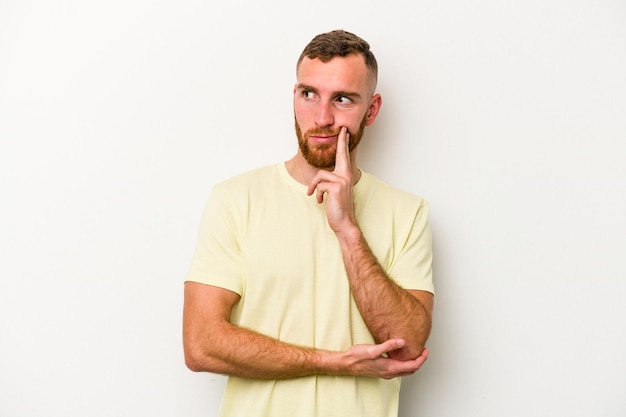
[183,29,434,417]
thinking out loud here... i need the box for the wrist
[315,349,349,377]
[334,222,362,246]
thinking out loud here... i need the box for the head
[296,30,378,96]
[293,30,382,169]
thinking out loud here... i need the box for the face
[293,54,381,169]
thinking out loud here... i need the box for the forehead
[297,55,371,94]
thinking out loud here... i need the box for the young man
[183,29,434,417]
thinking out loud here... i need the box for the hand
[341,339,429,380]
[307,127,356,233]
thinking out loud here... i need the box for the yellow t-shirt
[186,162,434,417]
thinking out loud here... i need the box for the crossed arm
[183,282,429,380]
[183,127,433,379]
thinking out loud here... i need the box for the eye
[302,90,316,100]
[335,95,354,107]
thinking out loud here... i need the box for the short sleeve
[389,201,434,295]
[184,186,244,295]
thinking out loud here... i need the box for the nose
[315,101,334,128]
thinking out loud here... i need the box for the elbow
[388,322,432,361]
[184,345,205,372]
[183,319,232,374]
[185,354,203,373]
[183,337,219,373]
[183,341,226,374]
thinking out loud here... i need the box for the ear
[364,94,382,126]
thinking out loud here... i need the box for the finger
[306,170,340,197]
[316,186,325,203]
[306,171,329,196]
[386,349,429,379]
[372,339,406,357]
[415,348,429,365]
[403,348,429,372]
[333,126,350,175]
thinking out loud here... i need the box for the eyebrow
[296,83,363,101]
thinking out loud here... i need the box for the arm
[336,229,433,361]
[183,281,429,379]
[307,127,433,361]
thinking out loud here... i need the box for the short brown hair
[297,30,378,92]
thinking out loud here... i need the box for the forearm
[183,274,428,380]
[184,319,332,379]
[336,225,432,360]
[184,319,428,380]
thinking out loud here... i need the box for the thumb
[375,339,406,357]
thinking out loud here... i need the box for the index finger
[334,126,351,175]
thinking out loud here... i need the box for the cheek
[293,103,311,124]
[344,116,365,135]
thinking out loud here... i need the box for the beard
[294,115,367,169]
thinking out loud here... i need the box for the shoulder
[358,172,429,210]
[212,163,281,194]
[201,164,281,214]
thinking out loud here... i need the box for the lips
[310,134,337,144]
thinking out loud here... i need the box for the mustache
[305,128,344,137]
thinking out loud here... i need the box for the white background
[1,0,625,416]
